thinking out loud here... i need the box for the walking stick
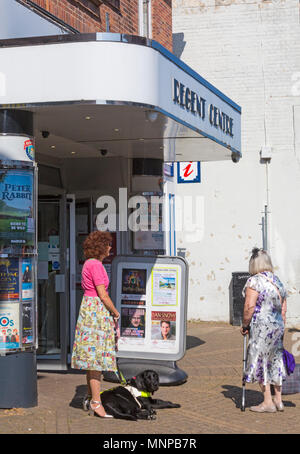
[241,333,247,412]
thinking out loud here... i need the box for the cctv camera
[231,151,241,163]
[145,110,158,123]
[100,149,108,156]
[41,131,50,139]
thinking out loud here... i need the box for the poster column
[0,110,37,408]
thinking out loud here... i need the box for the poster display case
[0,161,37,354]
[111,255,188,362]
[131,192,165,256]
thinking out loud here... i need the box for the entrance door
[37,194,75,370]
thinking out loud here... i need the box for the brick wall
[172,0,300,326]
[152,0,172,51]
[27,0,172,50]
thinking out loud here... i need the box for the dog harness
[124,385,151,408]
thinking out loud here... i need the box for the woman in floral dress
[71,231,120,418]
[241,248,287,413]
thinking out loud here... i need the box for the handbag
[259,273,295,375]
[283,348,296,375]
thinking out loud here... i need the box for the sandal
[273,399,284,412]
[88,400,113,418]
[250,403,276,413]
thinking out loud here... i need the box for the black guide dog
[100,370,181,421]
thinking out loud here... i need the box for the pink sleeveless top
[81,259,109,297]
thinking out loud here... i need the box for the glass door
[36,195,75,370]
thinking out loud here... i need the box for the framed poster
[0,304,20,350]
[21,258,33,301]
[151,267,178,306]
[0,169,34,249]
[22,302,34,344]
[120,307,146,339]
[0,257,19,301]
[121,268,146,295]
[151,311,176,342]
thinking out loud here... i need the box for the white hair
[249,248,274,275]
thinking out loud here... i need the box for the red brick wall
[151,0,172,52]
[28,0,172,50]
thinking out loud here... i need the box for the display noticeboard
[0,168,34,249]
[111,255,188,362]
[0,162,37,354]
[0,255,36,352]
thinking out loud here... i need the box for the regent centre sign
[173,78,234,138]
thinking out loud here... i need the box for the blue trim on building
[150,40,241,114]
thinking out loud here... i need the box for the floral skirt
[71,295,117,372]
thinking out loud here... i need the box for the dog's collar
[141,391,151,398]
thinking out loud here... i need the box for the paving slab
[0,321,299,435]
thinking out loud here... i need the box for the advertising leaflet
[0,304,20,350]
[122,268,147,295]
[132,194,164,253]
[121,307,146,339]
[151,310,176,349]
[0,169,34,249]
[21,258,33,300]
[22,302,34,344]
[0,256,35,350]
[0,257,19,301]
[151,267,178,306]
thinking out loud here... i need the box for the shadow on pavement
[186,335,205,350]
[221,385,296,410]
[69,384,88,409]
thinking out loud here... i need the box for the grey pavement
[1,321,300,435]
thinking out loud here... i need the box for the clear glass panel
[37,201,60,355]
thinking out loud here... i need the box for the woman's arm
[240,287,259,335]
[96,284,120,319]
[281,298,287,325]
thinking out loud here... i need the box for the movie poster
[22,302,33,344]
[121,268,146,295]
[0,257,19,301]
[151,311,176,341]
[0,304,20,350]
[121,307,146,338]
[0,169,34,248]
[151,267,178,306]
[21,258,33,301]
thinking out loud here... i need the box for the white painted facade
[173,0,300,327]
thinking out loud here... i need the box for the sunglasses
[251,247,264,258]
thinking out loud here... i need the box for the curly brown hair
[83,231,112,261]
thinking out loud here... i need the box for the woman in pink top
[71,231,120,418]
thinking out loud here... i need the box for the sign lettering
[173,78,234,137]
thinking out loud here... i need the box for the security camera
[231,151,241,163]
[100,149,108,156]
[145,110,158,123]
[41,131,50,139]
